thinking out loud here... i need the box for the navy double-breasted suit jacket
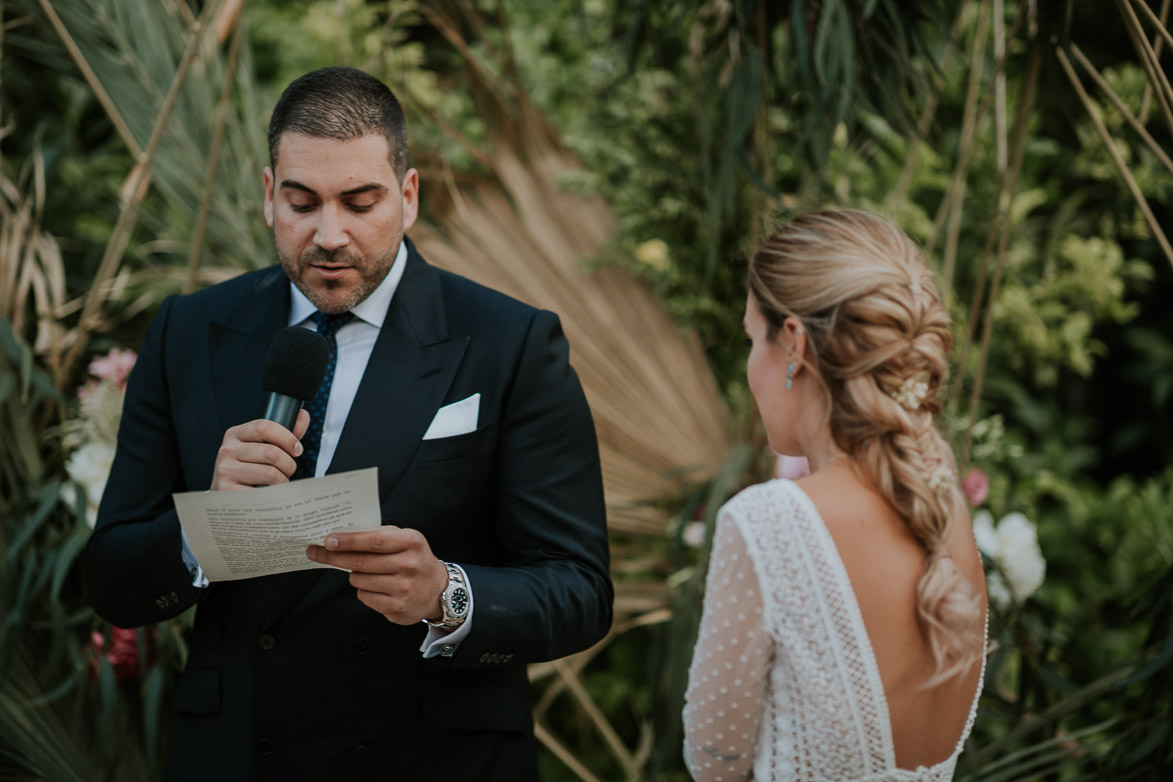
[85,239,613,781]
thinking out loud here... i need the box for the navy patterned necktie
[296,311,354,479]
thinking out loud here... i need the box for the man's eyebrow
[340,183,387,197]
[279,181,388,197]
[280,180,317,195]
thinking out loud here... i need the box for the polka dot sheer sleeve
[683,511,772,782]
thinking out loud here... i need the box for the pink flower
[962,467,989,506]
[76,379,99,400]
[774,454,811,480]
[89,627,147,682]
[88,348,137,388]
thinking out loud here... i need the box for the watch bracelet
[425,561,469,629]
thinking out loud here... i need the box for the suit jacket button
[351,745,370,759]
[257,634,276,650]
[257,738,273,756]
[354,637,371,656]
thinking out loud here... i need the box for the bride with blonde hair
[684,209,987,781]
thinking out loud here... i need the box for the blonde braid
[749,208,983,682]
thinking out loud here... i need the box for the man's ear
[400,168,419,232]
[262,166,275,228]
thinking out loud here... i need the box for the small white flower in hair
[890,378,928,410]
[927,466,954,495]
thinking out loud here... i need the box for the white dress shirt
[183,241,472,658]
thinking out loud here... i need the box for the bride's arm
[683,512,771,782]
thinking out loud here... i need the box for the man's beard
[280,244,397,314]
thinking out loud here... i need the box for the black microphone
[261,326,330,431]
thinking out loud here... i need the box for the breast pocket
[392,422,497,542]
[413,421,495,463]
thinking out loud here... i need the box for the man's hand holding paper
[307,527,449,626]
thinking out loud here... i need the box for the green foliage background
[1,0,1171,779]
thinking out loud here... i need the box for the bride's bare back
[800,462,987,770]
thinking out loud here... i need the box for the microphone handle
[264,393,302,432]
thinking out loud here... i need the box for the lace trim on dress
[780,480,986,774]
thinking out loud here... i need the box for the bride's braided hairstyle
[748,208,983,682]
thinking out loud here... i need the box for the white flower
[973,509,1045,608]
[63,441,116,528]
[972,510,997,555]
[682,521,707,549]
[890,378,928,410]
[927,467,954,495]
[79,380,126,445]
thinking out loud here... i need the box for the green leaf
[96,655,115,747]
[1127,722,1171,766]
[0,315,23,364]
[1125,623,1173,685]
[7,479,64,565]
[50,528,90,601]
[968,718,1118,781]
[6,550,39,631]
[143,664,164,773]
[28,668,82,708]
[0,369,14,406]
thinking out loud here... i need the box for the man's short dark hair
[267,67,410,182]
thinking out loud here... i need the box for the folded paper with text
[174,467,381,582]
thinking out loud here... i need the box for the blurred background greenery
[1,0,1171,779]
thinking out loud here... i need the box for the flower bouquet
[61,348,135,527]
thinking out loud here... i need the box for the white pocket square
[422,393,480,440]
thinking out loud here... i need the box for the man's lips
[310,263,355,280]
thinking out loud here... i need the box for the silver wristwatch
[426,562,470,629]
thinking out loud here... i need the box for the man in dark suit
[85,67,612,781]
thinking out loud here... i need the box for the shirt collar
[287,239,409,328]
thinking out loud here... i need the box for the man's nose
[313,205,350,250]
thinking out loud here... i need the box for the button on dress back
[296,311,354,479]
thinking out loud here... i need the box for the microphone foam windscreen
[262,326,331,401]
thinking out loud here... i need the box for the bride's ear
[782,317,807,365]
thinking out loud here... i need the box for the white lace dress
[683,479,984,781]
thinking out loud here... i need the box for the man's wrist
[425,561,470,629]
[426,557,448,622]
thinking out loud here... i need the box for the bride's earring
[786,363,795,390]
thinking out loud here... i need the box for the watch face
[450,586,470,617]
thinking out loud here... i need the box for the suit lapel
[329,243,469,503]
[208,268,290,432]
